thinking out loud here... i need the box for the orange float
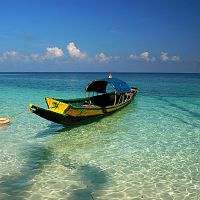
[0,118,10,126]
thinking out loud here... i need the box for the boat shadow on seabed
[35,114,109,138]
[0,144,53,200]
[0,144,108,200]
[35,98,138,138]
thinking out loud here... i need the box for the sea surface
[0,72,199,200]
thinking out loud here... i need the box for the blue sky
[0,0,200,72]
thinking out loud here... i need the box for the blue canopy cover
[85,78,131,94]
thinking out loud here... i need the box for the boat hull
[30,105,100,125]
[30,100,132,125]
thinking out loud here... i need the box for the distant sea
[0,72,200,200]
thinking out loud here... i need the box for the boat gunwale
[51,89,136,111]
[30,98,132,119]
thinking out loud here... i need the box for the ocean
[0,72,199,200]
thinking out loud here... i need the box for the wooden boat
[29,77,138,125]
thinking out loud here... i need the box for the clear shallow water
[0,72,200,200]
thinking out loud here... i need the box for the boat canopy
[85,78,131,94]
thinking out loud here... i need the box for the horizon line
[0,71,199,74]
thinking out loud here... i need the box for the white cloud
[160,52,169,61]
[129,54,138,60]
[30,47,64,62]
[67,42,87,59]
[140,52,156,62]
[4,51,18,57]
[95,53,112,63]
[30,54,42,62]
[160,52,180,62]
[171,55,180,61]
[45,47,64,59]
[129,51,155,62]
[1,51,19,62]
[0,47,64,63]
[140,52,149,62]
[0,51,29,62]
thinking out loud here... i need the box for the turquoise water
[0,72,200,200]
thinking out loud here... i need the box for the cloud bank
[0,42,181,66]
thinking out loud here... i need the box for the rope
[0,108,28,126]
[9,107,28,119]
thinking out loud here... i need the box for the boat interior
[56,91,133,108]
[56,93,115,108]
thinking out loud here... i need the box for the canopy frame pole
[118,94,122,104]
[122,94,125,103]
[114,91,117,105]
